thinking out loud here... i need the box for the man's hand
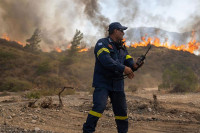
[133,63,138,70]
[124,66,134,79]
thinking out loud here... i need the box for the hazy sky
[0,0,199,51]
[100,0,199,32]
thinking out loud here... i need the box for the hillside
[127,45,200,88]
[0,38,200,133]
[0,39,94,93]
[0,39,200,92]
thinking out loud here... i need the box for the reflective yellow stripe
[115,116,128,120]
[89,110,102,118]
[126,55,132,60]
[97,48,110,57]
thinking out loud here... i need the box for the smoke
[0,0,44,41]
[76,0,110,36]
[0,0,69,51]
[0,0,110,51]
[116,0,139,24]
[178,1,200,45]
[40,0,84,50]
[179,1,200,32]
[179,16,200,35]
[0,0,200,52]
[114,0,177,42]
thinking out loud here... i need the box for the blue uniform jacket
[92,37,135,91]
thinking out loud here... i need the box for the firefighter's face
[114,29,124,41]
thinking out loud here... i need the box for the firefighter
[83,22,141,133]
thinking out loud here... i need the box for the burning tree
[25,28,41,52]
[69,29,83,56]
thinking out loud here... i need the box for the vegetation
[25,91,41,99]
[0,77,32,92]
[24,28,41,52]
[0,36,200,95]
[158,64,199,92]
[69,29,83,56]
[0,29,90,97]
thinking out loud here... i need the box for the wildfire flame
[1,33,25,46]
[122,38,129,48]
[66,44,72,49]
[2,33,10,41]
[1,33,199,55]
[130,36,200,54]
[78,48,88,52]
[53,45,88,53]
[55,47,62,53]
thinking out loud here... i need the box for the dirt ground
[0,88,200,133]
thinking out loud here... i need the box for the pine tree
[70,29,83,56]
[25,28,41,51]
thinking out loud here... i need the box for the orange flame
[78,48,88,52]
[122,38,129,48]
[66,43,72,49]
[2,33,10,41]
[55,47,62,53]
[16,41,24,46]
[130,35,200,55]
[1,33,25,46]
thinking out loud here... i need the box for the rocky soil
[0,88,200,133]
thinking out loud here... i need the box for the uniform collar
[108,37,122,50]
[108,37,113,43]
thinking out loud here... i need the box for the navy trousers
[83,88,128,133]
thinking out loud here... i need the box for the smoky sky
[0,0,44,40]
[0,0,200,51]
[77,0,110,36]
[0,0,110,51]
[115,0,139,24]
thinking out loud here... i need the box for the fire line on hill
[1,33,200,55]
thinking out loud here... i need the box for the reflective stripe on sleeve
[115,116,128,120]
[97,48,110,57]
[89,110,102,118]
[125,55,132,60]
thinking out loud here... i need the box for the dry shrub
[25,91,41,99]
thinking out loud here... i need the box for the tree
[25,28,41,51]
[69,29,83,56]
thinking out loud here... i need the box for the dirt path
[0,89,200,133]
